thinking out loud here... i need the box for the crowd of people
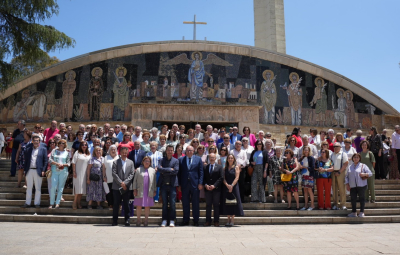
[1,120,400,226]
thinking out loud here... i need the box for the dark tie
[135,150,138,161]
[210,164,213,174]
[188,157,192,167]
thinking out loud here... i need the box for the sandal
[72,203,77,210]
[78,204,82,209]
[55,204,60,209]
[48,205,53,209]
[88,205,92,209]
[144,221,148,227]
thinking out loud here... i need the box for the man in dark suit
[218,134,235,152]
[178,145,203,226]
[229,126,242,144]
[203,153,224,227]
[157,145,179,227]
[21,135,48,208]
[112,147,135,226]
[128,140,146,169]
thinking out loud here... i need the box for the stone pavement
[0,223,399,254]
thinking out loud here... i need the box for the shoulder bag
[360,164,369,180]
[89,158,102,182]
[280,162,292,182]
[225,193,237,205]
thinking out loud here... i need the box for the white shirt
[105,154,118,183]
[230,149,247,167]
[298,144,318,160]
[392,132,400,149]
[132,134,143,143]
[121,159,126,174]
[343,146,357,169]
[30,146,39,169]
[147,150,163,168]
[331,151,348,171]
[241,146,254,165]
[309,135,321,150]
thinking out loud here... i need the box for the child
[5,132,13,160]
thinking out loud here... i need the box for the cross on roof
[183,15,207,41]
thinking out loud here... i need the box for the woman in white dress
[71,141,91,210]
[104,145,118,209]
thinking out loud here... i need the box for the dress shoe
[21,204,30,208]
[125,220,130,227]
[193,222,199,226]
[203,222,211,227]
[214,222,220,227]
[112,222,118,226]
[35,205,40,209]
[181,221,189,226]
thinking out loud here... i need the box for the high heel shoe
[144,220,148,227]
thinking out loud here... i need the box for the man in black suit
[128,140,146,169]
[111,147,135,226]
[203,153,224,227]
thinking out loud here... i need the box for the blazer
[132,166,157,198]
[128,149,147,169]
[229,133,242,144]
[178,155,204,189]
[203,163,223,190]
[157,156,179,187]
[111,158,135,190]
[23,144,48,176]
[299,156,316,177]
[249,150,270,167]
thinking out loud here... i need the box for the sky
[39,0,400,112]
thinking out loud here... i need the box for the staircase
[0,159,400,225]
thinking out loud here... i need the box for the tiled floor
[1,222,399,254]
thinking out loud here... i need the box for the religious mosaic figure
[281,72,302,125]
[113,66,131,121]
[61,70,76,121]
[345,90,355,128]
[13,89,32,121]
[260,70,277,124]
[164,52,232,101]
[309,77,327,126]
[333,88,347,127]
[89,67,104,121]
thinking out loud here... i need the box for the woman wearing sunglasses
[282,149,300,210]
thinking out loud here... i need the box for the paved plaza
[1,223,399,254]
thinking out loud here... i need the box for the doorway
[152,121,238,133]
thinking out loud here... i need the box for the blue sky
[41,0,400,112]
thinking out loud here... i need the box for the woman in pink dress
[242,126,257,147]
[133,156,157,226]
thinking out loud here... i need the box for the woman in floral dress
[282,148,300,210]
[270,147,284,203]
[86,146,106,209]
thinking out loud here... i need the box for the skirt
[301,175,314,188]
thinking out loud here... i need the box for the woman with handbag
[104,145,118,209]
[48,139,71,209]
[282,149,300,210]
[86,146,106,209]
[133,156,157,227]
[249,140,268,203]
[360,141,376,203]
[299,146,316,210]
[220,154,244,226]
[346,153,373,217]
[270,147,285,203]
[316,149,334,210]
[72,141,91,210]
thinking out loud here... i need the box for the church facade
[0,41,398,138]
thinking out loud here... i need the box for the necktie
[210,164,213,174]
[135,150,138,162]
[188,157,192,167]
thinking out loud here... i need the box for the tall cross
[183,15,207,40]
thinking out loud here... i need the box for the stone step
[0,206,399,217]
[0,187,72,194]
[0,214,399,225]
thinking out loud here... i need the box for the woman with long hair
[72,141,91,209]
[367,126,383,179]
[86,146,106,209]
[249,140,269,203]
[104,145,118,209]
[166,130,178,149]
[286,136,299,158]
[299,146,316,210]
[360,141,376,203]
[220,154,244,226]
[242,126,257,147]
[270,147,285,203]
[291,127,303,148]
[117,132,134,154]
[282,149,300,210]
[15,130,31,188]
[218,146,228,167]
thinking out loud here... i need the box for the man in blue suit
[128,140,146,169]
[229,126,242,144]
[178,145,203,226]
[21,135,48,208]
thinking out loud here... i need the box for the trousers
[11,148,17,176]
[350,185,367,213]
[373,152,384,179]
[332,172,346,208]
[50,169,68,205]
[365,174,375,201]
[316,178,331,209]
[205,189,221,223]
[112,189,130,223]
[251,165,265,202]
[160,185,176,222]
[25,169,43,206]
[181,184,200,223]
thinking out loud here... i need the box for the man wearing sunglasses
[216,128,226,147]
[218,134,234,152]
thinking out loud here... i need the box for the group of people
[3,119,400,226]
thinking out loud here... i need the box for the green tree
[0,0,75,90]
[11,53,60,78]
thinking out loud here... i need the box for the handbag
[89,173,101,181]
[360,164,369,180]
[45,169,52,178]
[225,193,237,205]
[247,165,254,176]
[280,162,292,182]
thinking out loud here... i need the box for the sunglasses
[243,140,248,142]
[180,137,185,139]
[82,145,88,147]
[34,127,40,129]
[124,135,130,137]
[221,149,226,151]
[115,126,120,128]
[284,152,289,154]
[49,142,55,144]
[208,140,213,143]
[193,141,199,144]
[321,151,326,154]
[224,138,229,140]
[59,142,66,145]
[86,128,90,130]
[334,146,341,148]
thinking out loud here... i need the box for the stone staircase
[0,159,400,225]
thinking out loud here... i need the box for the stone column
[254,0,286,54]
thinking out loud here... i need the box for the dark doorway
[152,121,238,133]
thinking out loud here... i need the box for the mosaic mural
[0,51,382,128]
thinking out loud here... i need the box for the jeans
[350,185,367,213]
[10,148,17,176]
[160,185,176,222]
[154,172,160,201]
[50,169,68,205]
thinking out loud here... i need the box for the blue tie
[210,164,213,174]
[188,157,192,167]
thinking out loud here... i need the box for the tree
[11,53,60,79]
[0,0,75,90]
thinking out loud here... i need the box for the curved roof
[1,40,398,116]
